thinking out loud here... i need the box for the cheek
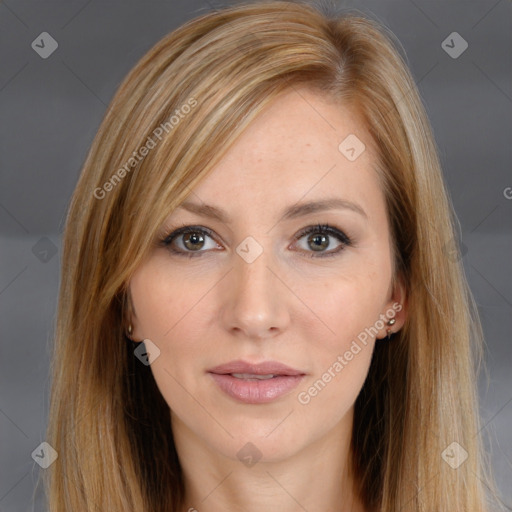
[291,263,390,406]
[293,282,381,424]
[130,257,205,341]
[298,265,390,348]
[129,261,210,415]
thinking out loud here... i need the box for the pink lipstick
[208,360,306,404]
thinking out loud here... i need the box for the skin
[128,85,407,512]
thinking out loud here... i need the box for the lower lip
[209,373,305,404]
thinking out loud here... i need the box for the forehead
[180,86,381,220]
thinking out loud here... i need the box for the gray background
[1,0,511,510]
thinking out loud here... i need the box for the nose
[220,244,290,340]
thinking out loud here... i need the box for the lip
[208,359,306,404]
[209,359,304,376]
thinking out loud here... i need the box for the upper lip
[208,359,305,376]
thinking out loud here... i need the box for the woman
[42,1,502,511]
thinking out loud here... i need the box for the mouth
[229,373,279,380]
[208,360,306,404]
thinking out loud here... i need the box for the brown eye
[182,231,206,251]
[160,223,352,259]
[306,232,330,252]
[293,223,352,258]
[161,226,220,258]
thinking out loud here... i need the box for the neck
[173,409,367,512]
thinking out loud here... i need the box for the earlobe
[386,317,396,340]
[381,273,408,340]
[123,288,139,342]
[125,320,142,342]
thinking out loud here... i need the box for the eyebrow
[178,197,368,223]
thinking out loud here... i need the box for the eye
[160,225,221,258]
[159,222,353,259]
[292,223,352,258]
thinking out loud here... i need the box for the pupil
[184,232,204,250]
[309,233,328,251]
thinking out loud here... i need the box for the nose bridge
[234,238,276,305]
[222,236,289,337]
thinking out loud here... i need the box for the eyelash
[159,223,353,259]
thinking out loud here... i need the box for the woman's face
[128,86,405,463]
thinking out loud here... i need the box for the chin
[202,412,314,464]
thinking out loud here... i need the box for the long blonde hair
[42,1,502,510]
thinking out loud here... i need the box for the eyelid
[159,224,224,255]
[290,223,353,258]
[160,223,216,245]
[292,223,352,245]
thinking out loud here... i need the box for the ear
[378,272,407,340]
